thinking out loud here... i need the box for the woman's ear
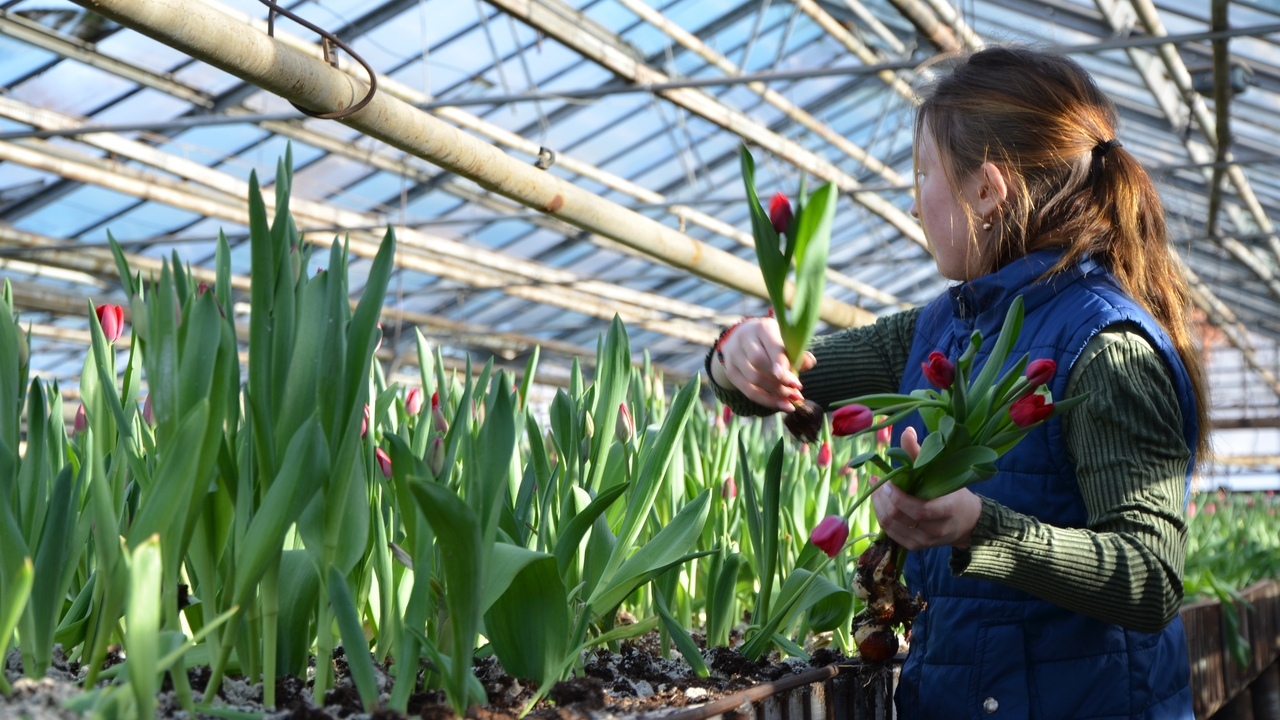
[976,162,1009,218]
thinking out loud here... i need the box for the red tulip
[722,406,733,426]
[197,283,212,298]
[832,404,874,436]
[95,303,124,343]
[768,192,792,235]
[1205,502,1217,516]
[816,442,832,468]
[1025,359,1057,388]
[361,404,372,438]
[810,515,850,558]
[406,388,424,416]
[1009,393,1054,427]
[431,391,449,434]
[721,476,737,501]
[74,403,87,435]
[921,351,954,389]
[376,447,393,478]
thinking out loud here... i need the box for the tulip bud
[427,436,445,476]
[721,476,737,501]
[16,325,28,369]
[431,392,449,434]
[582,410,594,440]
[768,192,793,235]
[74,403,87,435]
[810,515,850,558]
[473,399,485,426]
[722,406,733,426]
[197,283,212,298]
[615,402,634,444]
[375,447,393,479]
[375,322,383,353]
[1009,393,1053,427]
[1025,358,1057,388]
[361,404,372,438]
[921,351,955,389]
[95,303,125,344]
[1205,502,1217,516]
[289,244,302,285]
[832,404,874,437]
[406,387,424,416]
[816,442,832,468]
[142,395,155,426]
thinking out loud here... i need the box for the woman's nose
[909,199,919,218]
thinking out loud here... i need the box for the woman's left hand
[870,427,984,550]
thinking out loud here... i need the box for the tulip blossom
[1009,393,1054,427]
[1204,502,1217,516]
[921,351,955,389]
[1024,358,1057,388]
[721,476,737,501]
[722,406,733,426]
[375,448,393,479]
[768,192,792,234]
[74,403,87,435]
[142,395,155,426]
[616,402,635,444]
[816,442,832,468]
[1187,502,1197,519]
[832,403,874,436]
[406,388,424,416]
[360,404,372,438]
[95,303,125,344]
[809,515,850,558]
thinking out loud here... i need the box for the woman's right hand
[710,317,816,412]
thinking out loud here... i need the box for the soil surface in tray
[3,634,852,720]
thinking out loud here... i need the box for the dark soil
[3,635,851,720]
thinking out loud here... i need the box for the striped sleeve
[951,325,1190,632]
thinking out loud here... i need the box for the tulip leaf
[328,566,380,712]
[126,536,162,720]
[553,482,629,582]
[779,181,835,367]
[740,147,787,315]
[585,316,629,493]
[588,490,711,614]
[654,586,709,677]
[483,547,571,688]
[969,296,1024,402]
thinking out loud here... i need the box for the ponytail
[919,46,1211,463]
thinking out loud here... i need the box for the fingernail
[772,362,785,377]
[777,400,793,412]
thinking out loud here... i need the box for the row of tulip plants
[0,151,889,720]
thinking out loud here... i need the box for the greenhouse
[1,0,1278,719]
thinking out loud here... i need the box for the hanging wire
[258,0,378,119]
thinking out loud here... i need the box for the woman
[709,47,1205,719]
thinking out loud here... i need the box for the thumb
[902,426,921,461]
[797,351,817,373]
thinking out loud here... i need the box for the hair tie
[1092,139,1122,159]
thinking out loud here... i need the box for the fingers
[719,320,807,411]
[873,484,983,551]
[901,426,920,461]
[797,351,817,373]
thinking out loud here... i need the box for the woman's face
[911,130,990,281]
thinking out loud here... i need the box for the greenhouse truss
[0,0,1278,486]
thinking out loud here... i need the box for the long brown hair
[916,46,1210,461]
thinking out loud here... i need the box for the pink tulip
[768,192,792,235]
[921,351,954,389]
[74,403,87,435]
[816,442,832,468]
[361,404,372,438]
[1009,394,1053,428]
[616,402,635,444]
[427,436,445,476]
[876,423,892,446]
[810,516,849,558]
[1025,358,1057,388]
[95,304,125,344]
[375,447,393,479]
[832,404,873,437]
[1205,502,1217,516]
[142,395,155,426]
[406,388,424,416]
[1187,502,1197,519]
[721,476,737,501]
[197,283,212,298]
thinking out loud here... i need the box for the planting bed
[3,635,896,720]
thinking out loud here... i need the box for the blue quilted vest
[892,250,1197,720]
